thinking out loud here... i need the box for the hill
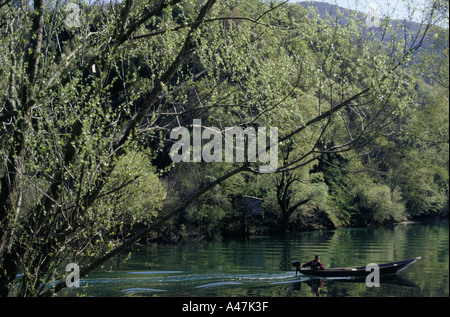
[298,1,434,52]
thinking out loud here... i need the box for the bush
[102,151,167,225]
[350,180,406,226]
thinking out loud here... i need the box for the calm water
[62,219,448,297]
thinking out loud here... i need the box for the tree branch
[44,162,247,296]
[132,0,292,40]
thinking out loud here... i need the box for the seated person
[302,255,324,270]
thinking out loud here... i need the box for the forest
[0,0,448,296]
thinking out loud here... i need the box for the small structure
[242,195,263,216]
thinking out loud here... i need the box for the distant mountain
[298,1,354,20]
[297,1,431,51]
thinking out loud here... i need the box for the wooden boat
[292,257,421,278]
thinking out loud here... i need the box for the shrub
[350,180,406,226]
[102,151,167,225]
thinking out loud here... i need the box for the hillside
[298,1,434,51]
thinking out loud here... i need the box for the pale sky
[291,0,429,22]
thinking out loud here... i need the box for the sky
[291,0,430,23]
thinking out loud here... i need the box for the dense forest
[0,0,448,296]
[145,0,449,240]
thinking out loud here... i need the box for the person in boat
[302,255,324,270]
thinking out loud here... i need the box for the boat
[292,257,421,278]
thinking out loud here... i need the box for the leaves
[0,0,447,297]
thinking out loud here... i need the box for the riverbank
[141,211,449,245]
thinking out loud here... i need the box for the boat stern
[292,261,301,275]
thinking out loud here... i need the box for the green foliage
[0,0,447,297]
[102,151,167,225]
[137,0,448,239]
[350,179,407,226]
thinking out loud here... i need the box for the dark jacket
[302,259,324,270]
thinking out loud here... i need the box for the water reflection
[290,275,420,297]
[303,279,324,296]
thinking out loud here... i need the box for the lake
[61,219,448,297]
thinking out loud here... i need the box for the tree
[0,0,220,297]
[274,141,310,233]
[0,0,437,296]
